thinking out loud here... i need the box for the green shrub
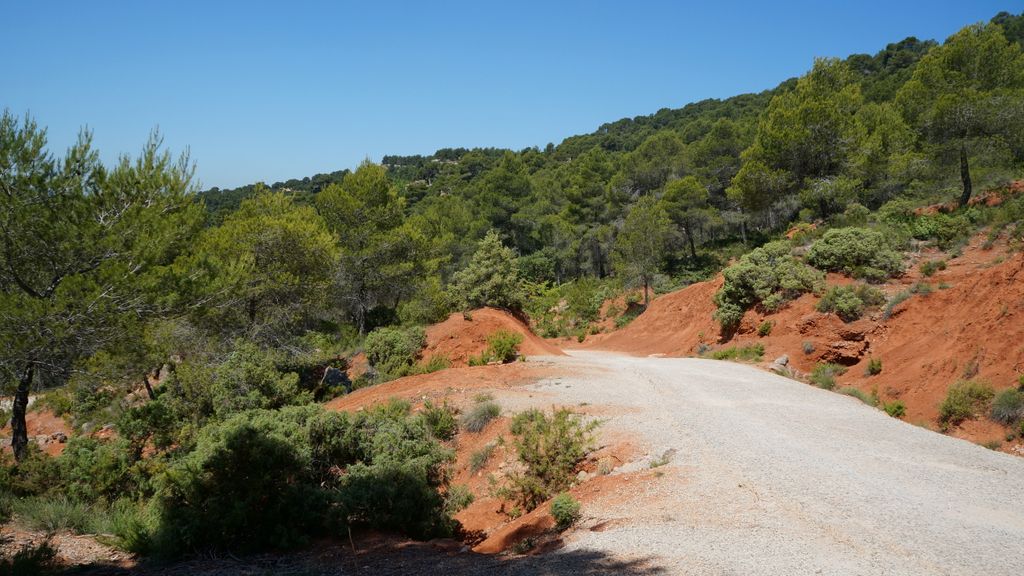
[938,381,995,430]
[550,493,582,530]
[840,387,878,406]
[802,341,815,355]
[469,443,496,472]
[450,230,529,311]
[990,389,1024,426]
[882,290,912,320]
[919,259,947,277]
[8,496,100,534]
[866,358,883,376]
[912,213,973,249]
[486,330,524,363]
[816,284,885,322]
[443,484,474,517]
[0,540,57,576]
[421,355,451,374]
[614,304,645,329]
[364,326,427,380]
[420,400,459,441]
[713,241,824,330]
[810,363,847,390]
[806,227,903,280]
[461,401,501,433]
[910,282,933,295]
[757,320,774,337]
[707,343,765,362]
[500,408,598,511]
[883,400,906,418]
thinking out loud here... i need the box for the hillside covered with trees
[2,10,1024,569]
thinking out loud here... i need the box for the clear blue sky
[3,1,1018,189]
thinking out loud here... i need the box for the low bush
[912,213,974,249]
[420,400,458,441]
[713,241,823,330]
[707,343,765,362]
[757,320,773,337]
[840,387,878,406]
[938,380,995,430]
[919,259,947,277]
[883,400,906,418]
[806,227,903,280]
[469,443,496,472]
[364,326,427,381]
[810,363,847,390]
[461,401,501,433]
[990,389,1024,426]
[499,408,598,511]
[865,358,883,376]
[550,493,581,530]
[802,341,815,355]
[816,284,886,322]
[469,330,524,366]
[882,290,912,320]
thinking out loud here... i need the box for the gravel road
[527,351,1024,576]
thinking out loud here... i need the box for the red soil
[424,308,565,367]
[1,409,72,456]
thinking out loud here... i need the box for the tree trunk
[685,225,698,260]
[11,363,33,462]
[959,142,973,207]
[643,278,650,307]
[144,366,159,401]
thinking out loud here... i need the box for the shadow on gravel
[62,545,667,576]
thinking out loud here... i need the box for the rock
[51,432,68,443]
[820,340,869,365]
[774,355,789,366]
[101,424,115,432]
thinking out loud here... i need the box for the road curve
[529,351,1024,576]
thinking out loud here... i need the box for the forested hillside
[2,10,1024,567]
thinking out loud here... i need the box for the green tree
[317,161,430,333]
[660,176,714,259]
[613,196,671,305]
[186,190,338,342]
[0,112,202,460]
[897,23,1024,205]
[450,230,528,311]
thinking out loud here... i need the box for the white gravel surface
[528,351,1024,576]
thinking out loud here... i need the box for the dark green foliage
[486,330,524,364]
[714,241,824,330]
[816,284,886,321]
[706,343,765,362]
[810,363,848,390]
[939,380,995,430]
[919,259,947,276]
[911,214,975,248]
[990,389,1024,426]
[757,320,774,337]
[364,326,426,381]
[806,228,903,280]
[866,358,883,376]
[884,400,906,418]
[420,400,459,441]
[500,408,598,511]
[461,401,501,433]
[550,493,582,530]
[469,443,496,472]
[450,231,529,311]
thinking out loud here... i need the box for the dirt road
[528,351,1024,576]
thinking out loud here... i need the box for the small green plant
[461,401,501,433]
[550,493,582,530]
[802,341,815,355]
[757,320,774,337]
[840,387,878,407]
[883,400,906,418]
[961,358,980,379]
[919,259,947,277]
[364,326,427,381]
[707,343,765,362]
[469,330,524,365]
[983,440,1002,451]
[816,284,886,322]
[421,400,459,441]
[421,355,451,374]
[865,358,882,376]
[809,363,847,390]
[882,290,912,320]
[469,443,497,472]
[510,536,536,554]
[990,389,1024,426]
[910,282,933,295]
[443,484,475,516]
[938,380,995,430]
[938,282,951,289]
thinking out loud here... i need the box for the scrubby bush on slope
[714,241,823,330]
[364,326,426,380]
[806,227,903,280]
[816,284,886,321]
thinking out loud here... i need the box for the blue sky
[3,1,1018,189]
